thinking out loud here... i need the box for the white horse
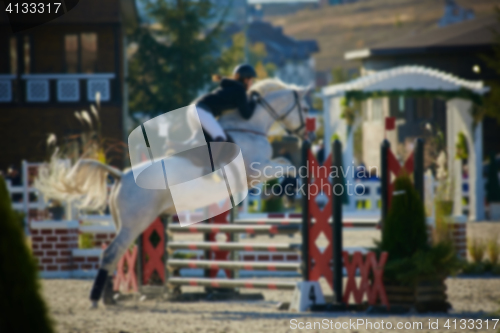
[35,79,310,307]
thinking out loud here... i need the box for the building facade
[344,16,500,168]
[0,0,137,170]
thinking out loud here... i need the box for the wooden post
[230,207,238,281]
[136,229,143,289]
[301,140,311,282]
[165,215,173,293]
[332,140,343,304]
[413,138,425,204]
[380,140,390,230]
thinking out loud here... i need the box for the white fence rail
[7,161,497,225]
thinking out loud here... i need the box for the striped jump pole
[235,213,303,225]
[234,213,380,227]
[167,259,300,271]
[167,242,301,252]
[168,277,297,290]
[167,224,300,235]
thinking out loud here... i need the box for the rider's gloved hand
[250,91,261,102]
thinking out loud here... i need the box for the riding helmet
[233,64,257,79]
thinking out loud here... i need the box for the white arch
[323,65,488,97]
[322,65,489,221]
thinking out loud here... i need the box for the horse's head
[250,79,312,137]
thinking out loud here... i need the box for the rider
[195,64,259,142]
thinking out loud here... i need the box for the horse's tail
[35,155,122,211]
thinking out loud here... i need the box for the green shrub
[380,173,428,261]
[461,261,486,275]
[468,238,486,263]
[492,264,500,275]
[455,132,469,160]
[404,241,462,281]
[487,235,500,266]
[0,177,54,333]
[486,152,500,203]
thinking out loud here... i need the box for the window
[81,33,97,73]
[9,37,17,75]
[65,34,78,73]
[64,33,98,73]
[23,35,30,74]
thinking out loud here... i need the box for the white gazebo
[322,66,489,221]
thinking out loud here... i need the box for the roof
[322,66,489,97]
[345,16,499,60]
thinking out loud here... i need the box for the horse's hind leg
[89,227,137,307]
[101,186,121,305]
[89,200,159,307]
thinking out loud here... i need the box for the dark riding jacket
[196,79,256,119]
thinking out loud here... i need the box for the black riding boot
[208,136,226,171]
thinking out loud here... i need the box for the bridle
[255,90,306,136]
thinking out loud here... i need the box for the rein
[225,90,306,138]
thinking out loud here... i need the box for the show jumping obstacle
[109,140,390,308]
[22,138,465,291]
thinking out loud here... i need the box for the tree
[0,176,54,333]
[480,7,500,124]
[486,152,500,203]
[330,67,349,84]
[128,0,223,116]
[380,174,428,261]
[218,32,276,79]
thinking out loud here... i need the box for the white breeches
[196,106,227,140]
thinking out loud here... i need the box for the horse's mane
[250,78,300,96]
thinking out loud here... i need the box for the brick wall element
[71,249,102,278]
[31,221,116,278]
[79,224,116,248]
[30,220,79,278]
[451,215,467,258]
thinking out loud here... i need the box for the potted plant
[406,242,461,313]
[486,152,500,220]
[376,173,461,312]
[376,173,428,309]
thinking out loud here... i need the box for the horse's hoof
[103,296,117,306]
[89,301,98,309]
